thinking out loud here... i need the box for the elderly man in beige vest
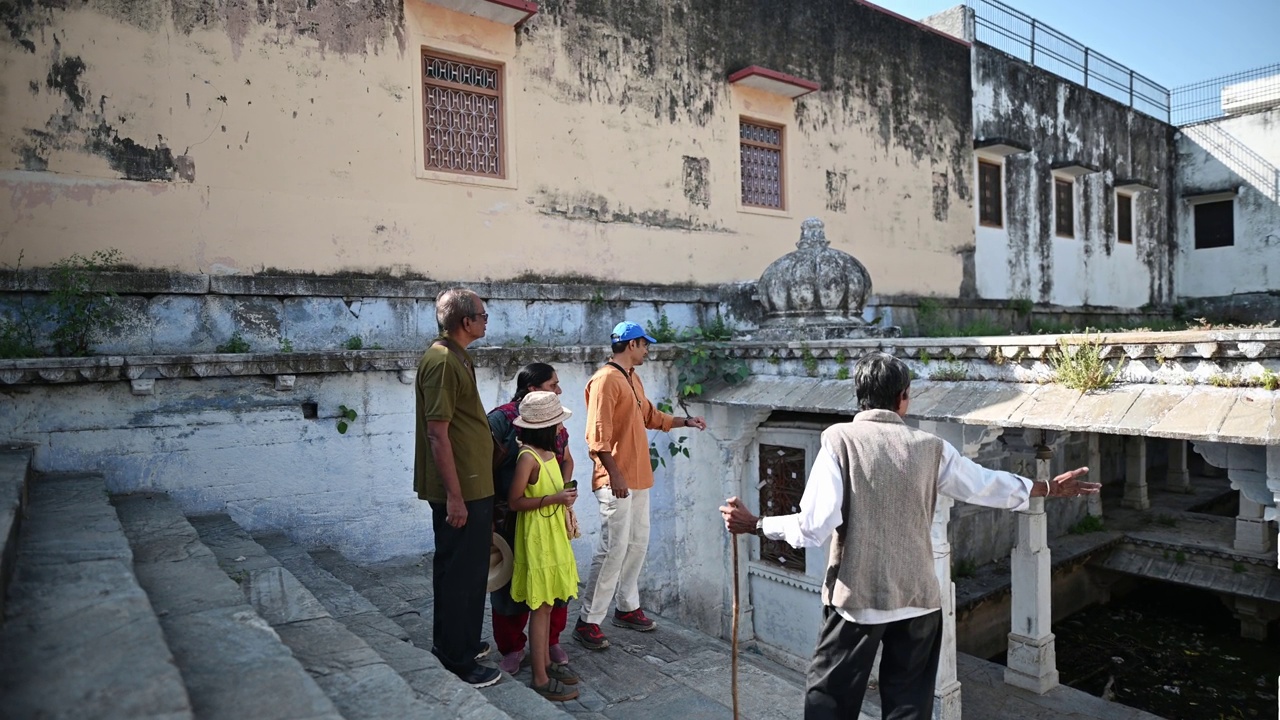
[721,352,1099,720]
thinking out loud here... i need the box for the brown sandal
[531,677,579,702]
[547,663,580,685]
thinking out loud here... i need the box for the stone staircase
[0,450,807,719]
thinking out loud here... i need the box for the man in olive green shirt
[414,287,500,688]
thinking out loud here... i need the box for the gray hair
[436,287,481,333]
[854,352,911,411]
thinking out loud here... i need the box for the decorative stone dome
[757,217,872,322]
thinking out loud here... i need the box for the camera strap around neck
[607,361,642,409]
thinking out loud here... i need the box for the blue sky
[873,0,1280,88]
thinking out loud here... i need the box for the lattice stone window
[758,444,805,570]
[423,51,503,178]
[740,119,784,209]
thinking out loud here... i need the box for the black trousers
[805,607,942,720]
[429,497,493,674]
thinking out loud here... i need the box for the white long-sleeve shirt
[759,440,1033,625]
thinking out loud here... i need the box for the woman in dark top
[487,363,575,674]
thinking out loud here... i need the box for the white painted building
[1175,102,1280,300]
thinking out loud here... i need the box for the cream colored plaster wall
[1,2,973,294]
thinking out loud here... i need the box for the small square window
[1116,193,1133,244]
[1054,178,1074,238]
[978,160,1002,228]
[740,119,785,209]
[423,50,504,178]
[1194,200,1234,249]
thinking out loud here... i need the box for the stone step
[189,514,441,720]
[0,445,34,617]
[113,494,341,720]
[255,533,511,720]
[307,549,579,720]
[309,549,818,720]
[0,476,193,720]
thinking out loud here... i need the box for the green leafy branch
[1,248,126,358]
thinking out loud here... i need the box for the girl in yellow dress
[509,391,582,701]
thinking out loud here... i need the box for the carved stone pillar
[1223,596,1280,641]
[1234,494,1274,556]
[931,495,961,720]
[1167,439,1191,493]
[1122,436,1150,510]
[1086,434,1103,518]
[1005,442,1059,695]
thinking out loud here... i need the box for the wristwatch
[754,517,765,537]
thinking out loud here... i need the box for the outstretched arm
[937,440,1098,510]
[1029,466,1099,498]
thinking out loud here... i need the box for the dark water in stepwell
[1051,583,1278,719]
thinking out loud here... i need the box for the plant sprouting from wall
[216,331,251,354]
[650,313,679,343]
[928,362,968,381]
[336,404,358,434]
[801,346,818,376]
[698,312,734,342]
[1047,334,1126,392]
[46,249,126,357]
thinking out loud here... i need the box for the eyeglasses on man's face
[467,312,489,322]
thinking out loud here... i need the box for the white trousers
[579,487,650,625]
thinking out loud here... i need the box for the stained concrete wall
[0,0,975,296]
[1175,107,1280,299]
[972,47,1177,308]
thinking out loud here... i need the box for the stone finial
[796,217,831,251]
[756,217,872,323]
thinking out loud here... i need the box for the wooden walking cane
[731,535,741,719]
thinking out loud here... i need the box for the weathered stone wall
[0,273,721,354]
[1175,107,1280,299]
[972,46,1177,308]
[0,352,698,612]
[0,0,975,295]
[0,270,1189,360]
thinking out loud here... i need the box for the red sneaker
[572,619,610,650]
[611,608,657,632]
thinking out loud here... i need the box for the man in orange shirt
[573,321,707,650]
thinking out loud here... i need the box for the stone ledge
[872,293,1169,315]
[2,331,1277,387]
[727,329,1280,361]
[0,270,210,295]
[0,270,721,303]
[0,347,620,385]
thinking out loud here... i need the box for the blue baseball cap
[611,321,657,344]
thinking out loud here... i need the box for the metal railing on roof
[966,0,1171,122]
[1170,63,1280,126]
